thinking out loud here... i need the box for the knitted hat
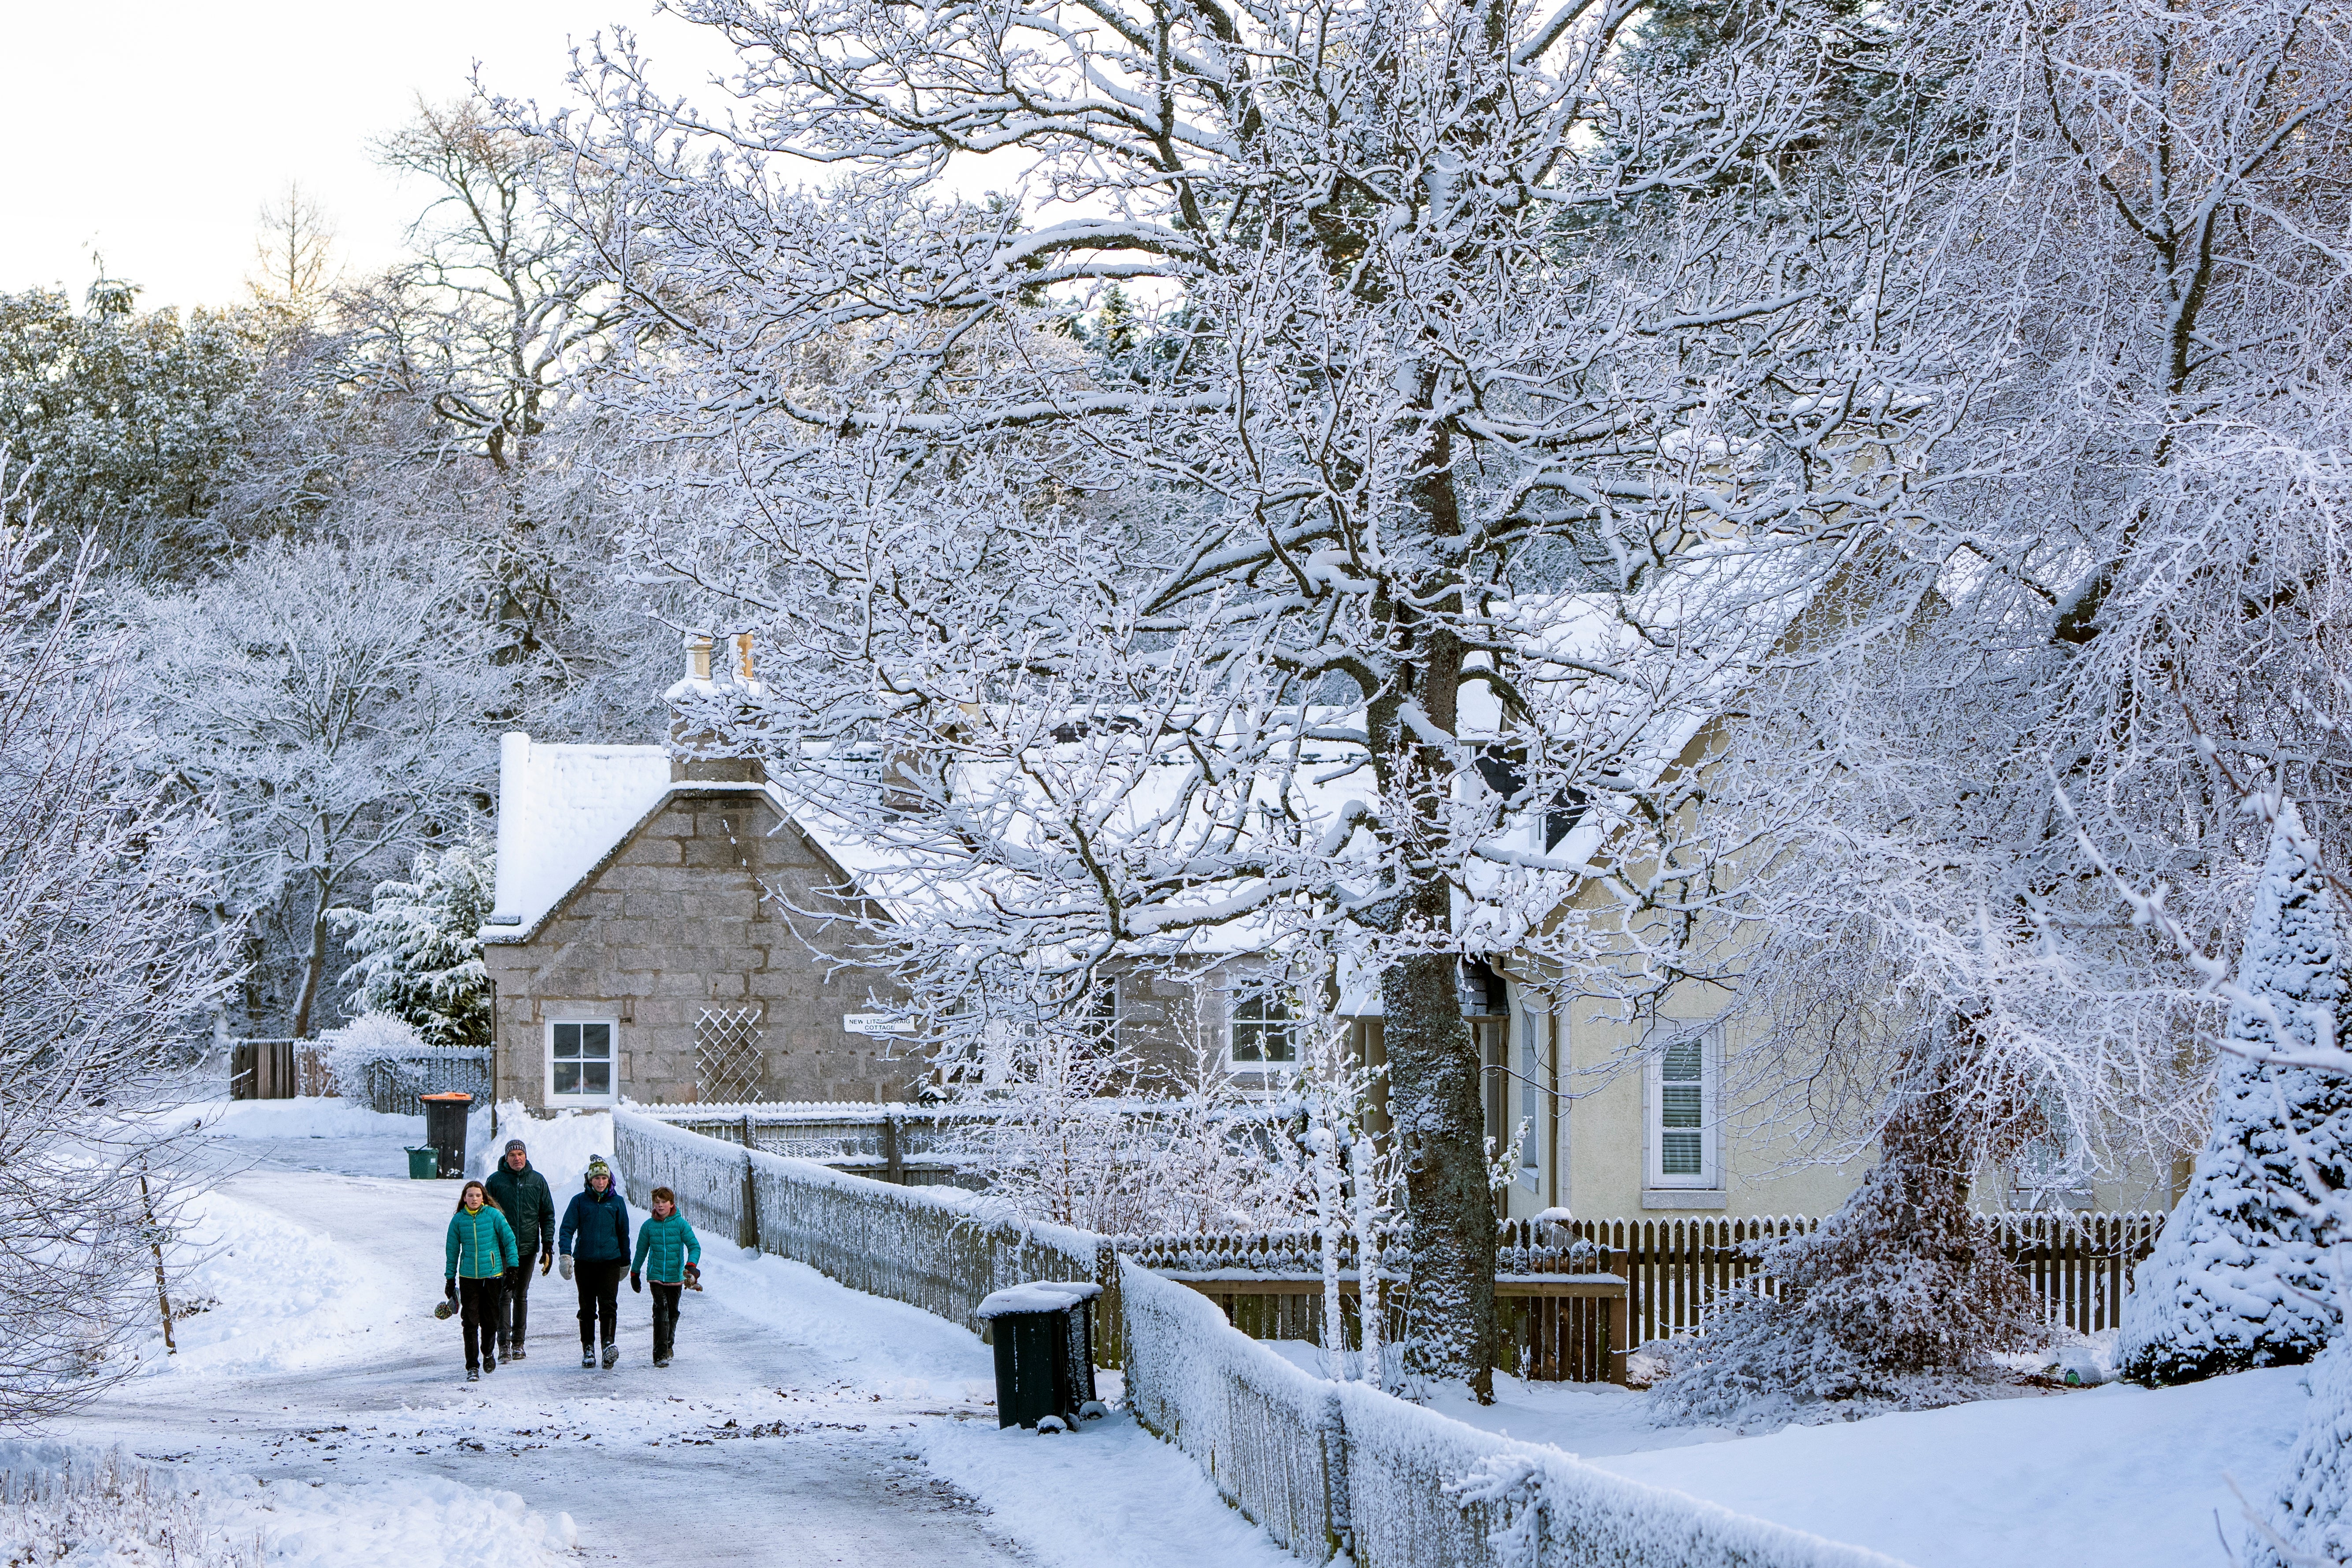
[504,1138,527,1155]
[586,1157,612,1179]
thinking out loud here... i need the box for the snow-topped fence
[1119,1263,1911,1568]
[614,1111,1120,1362]
[617,1110,1918,1568]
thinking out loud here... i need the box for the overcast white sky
[0,0,739,311]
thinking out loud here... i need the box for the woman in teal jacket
[629,1186,701,1368]
[445,1180,519,1380]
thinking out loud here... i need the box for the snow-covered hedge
[1120,1261,1347,1560]
[1123,1260,1913,1568]
[612,1111,754,1247]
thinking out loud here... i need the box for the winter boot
[467,1368,480,1383]
[483,1353,497,1373]
[601,1341,620,1370]
[580,1345,596,1369]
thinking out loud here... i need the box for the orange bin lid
[419,1092,475,1104]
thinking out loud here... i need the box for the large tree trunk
[290,874,333,1040]
[1385,923,1498,1398]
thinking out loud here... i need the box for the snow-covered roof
[486,734,675,935]
[481,733,915,943]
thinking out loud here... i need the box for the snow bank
[0,1442,576,1568]
[132,1186,408,1377]
[468,1100,612,1186]
[1591,1366,2305,1568]
[160,1099,425,1143]
[913,1411,1298,1568]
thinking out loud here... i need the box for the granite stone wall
[484,788,916,1108]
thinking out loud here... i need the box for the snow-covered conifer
[2120,808,2352,1386]
[2248,1333,2352,1568]
[328,837,494,1050]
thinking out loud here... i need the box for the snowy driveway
[54,1142,1291,1568]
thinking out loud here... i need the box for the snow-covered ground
[1265,1340,2303,1568]
[52,1105,1295,1568]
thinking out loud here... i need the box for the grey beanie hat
[504,1138,527,1154]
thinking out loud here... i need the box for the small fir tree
[2120,807,2352,1386]
[327,838,494,1050]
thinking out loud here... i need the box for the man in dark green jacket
[484,1138,557,1360]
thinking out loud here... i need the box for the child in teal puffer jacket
[445,1181,519,1380]
[629,1186,701,1368]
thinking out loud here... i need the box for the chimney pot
[683,633,712,682]
[733,632,756,682]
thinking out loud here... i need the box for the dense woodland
[4,0,2352,1543]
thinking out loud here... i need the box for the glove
[630,1271,642,1293]
[540,1251,553,1276]
[683,1262,701,1292]
[559,1255,574,1282]
[445,1277,457,1302]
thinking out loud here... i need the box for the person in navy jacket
[557,1156,631,1369]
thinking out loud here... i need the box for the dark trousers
[500,1261,538,1348]
[650,1282,683,1361]
[575,1259,624,1347]
[458,1276,503,1370]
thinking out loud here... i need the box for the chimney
[733,632,756,682]
[668,633,764,785]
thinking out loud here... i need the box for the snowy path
[46,1105,1298,1568]
[59,1168,1016,1565]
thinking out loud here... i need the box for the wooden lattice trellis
[695,1007,768,1104]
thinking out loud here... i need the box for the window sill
[1641,1188,1727,1210]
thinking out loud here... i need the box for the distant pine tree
[2120,806,2352,1385]
[327,837,495,1050]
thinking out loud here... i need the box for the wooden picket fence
[1505,1210,2167,1346]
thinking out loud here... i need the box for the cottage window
[1088,978,1120,1041]
[549,1021,616,1103]
[1228,990,1297,1067]
[1644,1028,1719,1191]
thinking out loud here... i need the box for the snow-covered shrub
[1650,1076,2042,1423]
[2120,809,2352,1386]
[0,1446,260,1568]
[328,837,494,1050]
[315,1012,430,1105]
[936,994,1313,1236]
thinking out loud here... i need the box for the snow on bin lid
[974,1280,1105,1320]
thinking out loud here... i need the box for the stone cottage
[479,679,916,1109]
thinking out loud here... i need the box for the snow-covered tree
[2120,807,2352,1385]
[0,463,235,1423]
[539,0,1949,1393]
[1650,1021,2043,1421]
[136,537,509,1039]
[328,835,495,1051]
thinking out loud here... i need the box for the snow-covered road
[53,1121,1292,1568]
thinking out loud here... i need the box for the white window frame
[1643,1026,1721,1191]
[1225,985,1299,1075]
[1515,1006,1544,1193]
[547,1019,619,1105]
